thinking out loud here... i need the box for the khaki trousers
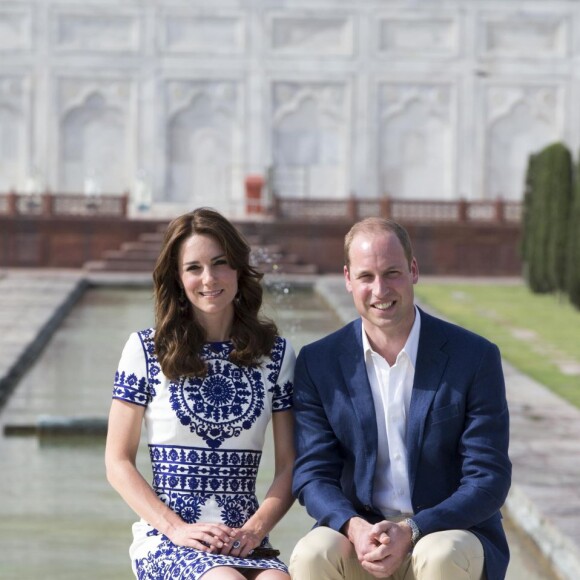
[289,526,485,580]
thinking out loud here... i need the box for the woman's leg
[246,569,289,579]
[203,566,247,579]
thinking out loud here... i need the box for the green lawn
[414,280,580,409]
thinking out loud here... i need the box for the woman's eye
[214,259,228,266]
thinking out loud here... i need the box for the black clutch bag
[247,547,281,559]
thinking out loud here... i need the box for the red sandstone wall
[0,216,522,276]
[0,217,163,268]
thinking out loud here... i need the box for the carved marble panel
[57,78,133,193]
[478,13,568,58]
[164,80,242,212]
[52,9,141,53]
[0,76,28,191]
[484,84,562,200]
[159,12,245,55]
[378,83,454,200]
[271,81,350,198]
[377,15,459,57]
[268,14,354,56]
[0,6,33,52]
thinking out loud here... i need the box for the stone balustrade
[0,191,129,218]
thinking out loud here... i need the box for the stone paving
[0,269,87,409]
[0,269,579,579]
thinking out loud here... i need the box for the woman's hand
[219,410,296,559]
[167,521,237,552]
[218,525,262,558]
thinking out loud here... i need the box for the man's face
[344,230,418,337]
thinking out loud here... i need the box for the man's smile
[372,301,395,311]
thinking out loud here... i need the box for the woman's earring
[234,290,241,305]
[178,288,188,312]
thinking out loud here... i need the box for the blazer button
[364,505,372,511]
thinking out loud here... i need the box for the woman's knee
[202,566,246,579]
[248,569,289,579]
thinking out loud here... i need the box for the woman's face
[177,233,238,330]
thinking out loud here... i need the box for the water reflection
[0,286,557,579]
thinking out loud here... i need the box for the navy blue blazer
[292,308,512,579]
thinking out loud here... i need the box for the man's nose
[372,277,388,296]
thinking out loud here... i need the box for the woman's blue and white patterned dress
[112,328,295,579]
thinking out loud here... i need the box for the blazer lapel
[338,319,379,467]
[406,310,449,496]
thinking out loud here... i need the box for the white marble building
[0,0,576,216]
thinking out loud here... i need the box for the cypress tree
[520,153,536,276]
[526,145,554,293]
[523,143,573,294]
[545,143,573,293]
[567,155,580,308]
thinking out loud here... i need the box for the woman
[105,208,295,579]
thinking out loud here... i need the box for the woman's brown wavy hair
[152,207,278,379]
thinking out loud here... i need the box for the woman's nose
[202,266,216,284]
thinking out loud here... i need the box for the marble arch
[1,1,579,215]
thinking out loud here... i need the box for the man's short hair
[344,217,414,269]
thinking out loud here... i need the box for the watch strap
[404,517,422,546]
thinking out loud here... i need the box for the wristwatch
[404,518,422,546]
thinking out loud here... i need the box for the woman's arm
[105,398,235,551]
[222,409,295,557]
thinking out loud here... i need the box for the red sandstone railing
[271,195,522,223]
[0,191,129,218]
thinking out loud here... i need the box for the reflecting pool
[0,286,557,579]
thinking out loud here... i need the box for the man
[290,217,511,580]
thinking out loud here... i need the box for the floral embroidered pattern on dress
[168,338,289,449]
[113,328,159,405]
[135,538,288,579]
[112,330,294,578]
[150,444,261,524]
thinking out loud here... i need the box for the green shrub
[545,143,573,292]
[523,143,573,294]
[567,155,580,308]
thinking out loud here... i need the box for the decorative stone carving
[0,6,33,52]
[52,10,141,52]
[479,12,568,58]
[159,12,245,55]
[485,84,562,200]
[2,1,580,210]
[377,15,459,57]
[271,82,350,198]
[57,78,133,193]
[378,83,454,200]
[268,14,354,56]
[0,76,28,191]
[164,80,242,212]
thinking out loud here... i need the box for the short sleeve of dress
[271,338,295,412]
[112,331,153,407]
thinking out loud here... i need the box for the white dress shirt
[362,307,421,517]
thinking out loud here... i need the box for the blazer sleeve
[412,341,512,535]
[292,347,359,532]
